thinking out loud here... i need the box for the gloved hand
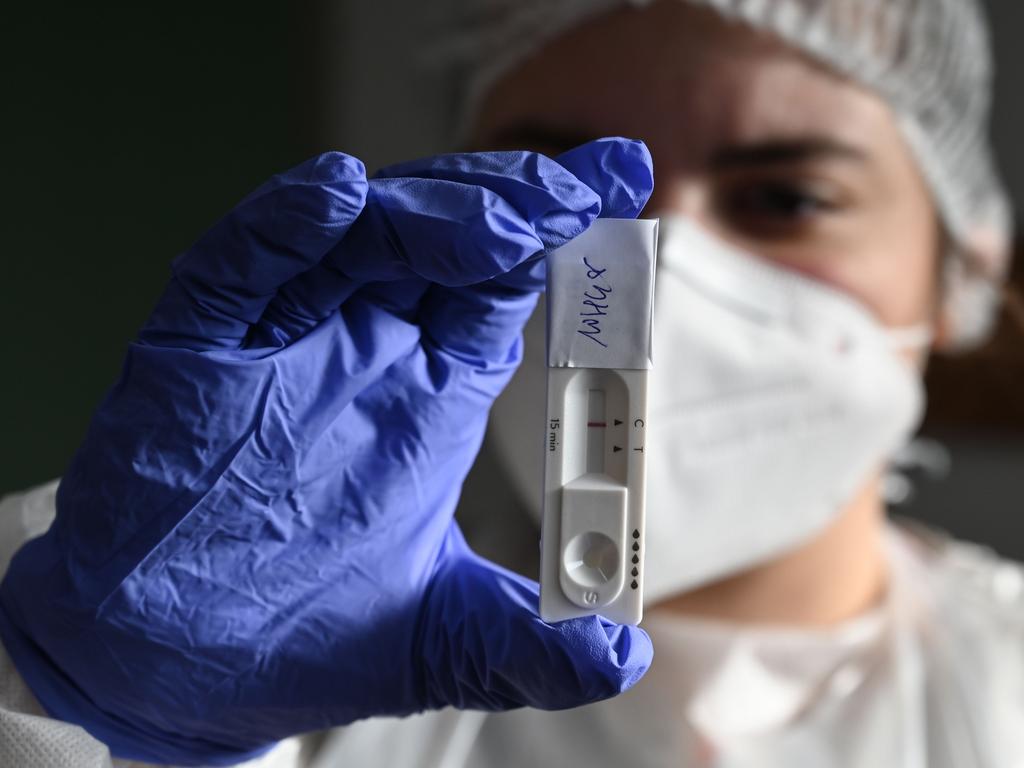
[0,138,655,766]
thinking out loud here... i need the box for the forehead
[476,2,893,158]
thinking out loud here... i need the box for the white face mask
[488,216,927,603]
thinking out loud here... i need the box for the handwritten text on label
[577,255,612,348]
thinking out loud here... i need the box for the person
[0,1,1017,767]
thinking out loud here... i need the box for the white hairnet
[436,0,1014,347]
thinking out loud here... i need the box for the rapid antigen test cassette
[540,218,658,625]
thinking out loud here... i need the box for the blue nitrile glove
[0,138,654,766]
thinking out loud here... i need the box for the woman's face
[471,1,941,332]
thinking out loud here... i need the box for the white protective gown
[1,481,1023,768]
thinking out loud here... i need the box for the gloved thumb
[419,528,652,712]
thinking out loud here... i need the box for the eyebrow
[710,139,868,169]
[481,122,598,154]
[480,124,869,170]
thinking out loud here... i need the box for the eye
[713,179,844,238]
[722,181,835,218]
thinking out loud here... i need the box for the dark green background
[2,5,324,492]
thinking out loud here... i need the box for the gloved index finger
[491,137,654,293]
[554,137,653,220]
[139,152,368,351]
[377,137,653,240]
[373,148,603,254]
